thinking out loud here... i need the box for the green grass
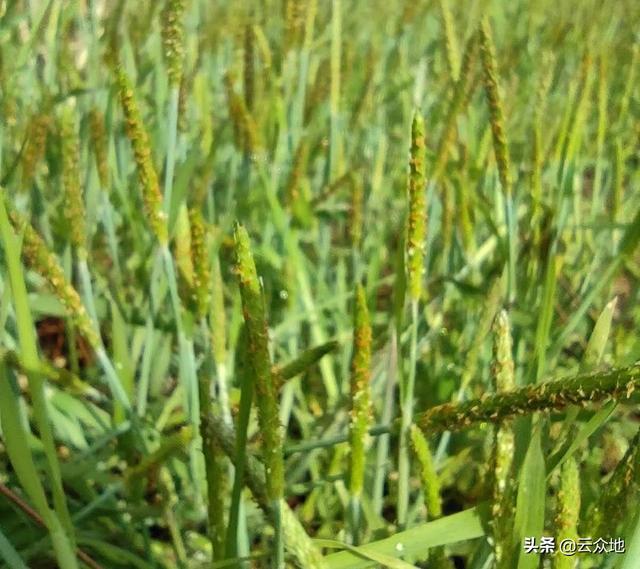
[1,0,640,567]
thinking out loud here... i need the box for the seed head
[59,108,87,257]
[89,108,109,190]
[161,0,186,86]
[554,457,580,569]
[478,17,512,196]
[9,209,100,349]
[492,309,515,393]
[437,0,460,81]
[21,113,50,188]
[348,284,372,497]
[410,425,442,519]
[406,111,427,301]
[115,66,168,244]
[233,223,284,502]
[189,208,210,319]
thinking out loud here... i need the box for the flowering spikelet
[115,67,168,244]
[174,204,194,298]
[406,111,427,301]
[478,17,512,196]
[21,113,50,188]
[491,309,516,569]
[416,363,640,434]
[233,223,284,503]
[553,457,580,569]
[89,108,109,190]
[224,72,262,155]
[348,284,372,499]
[178,75,189,133]
[161,0,186,86]
[283,0,305,51]
[59,108,87,257]
[9,209,100,349]
[189,208,211,319]
[433,33,478,182]
[437,0,460,81]
[410,424,442,519]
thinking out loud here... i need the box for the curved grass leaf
[322,505,487,569]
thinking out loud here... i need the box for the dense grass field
[1,0,640,567]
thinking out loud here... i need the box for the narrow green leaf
[514,429,546,569]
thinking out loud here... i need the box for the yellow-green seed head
[348,284,372,497]
[492,309,515,392]
[174,204,194,297]
[554,457,580,569]
[437,0,460,81]
[21,113,50,188]
[189,208,211,319]
[161,0,186,86]
[433,32,478,182]
[224,72,262,155]
[233,223,284,502]
[89,108,109,190]
[410,424,442,519]
[59,108,87,256]
[115,66,168,244]
[9,210,100,349]
[478,17,512,196]
[406,111,427,301]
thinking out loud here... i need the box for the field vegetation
[0,0,640,568]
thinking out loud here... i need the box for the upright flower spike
[348,284,372,542]
[433,32,478,182]
[410,425,442,519]
[59,108,87,258]
[410,425,451,567]
[21,113,49,188]
[478,17,512,196]
[224,72,262,155]
[189,208,210,320]
[8,209,99,350]
[491,310,516,569]
[233,222,285,565]
[492,310,515,393]
[553,457,580,569]
[115,66,168,244]
[161,0,186,87]
[437,0,460,81]
[406,111,427,302]
[89,108,109,190]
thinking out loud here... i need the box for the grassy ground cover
[0,0,640,567]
